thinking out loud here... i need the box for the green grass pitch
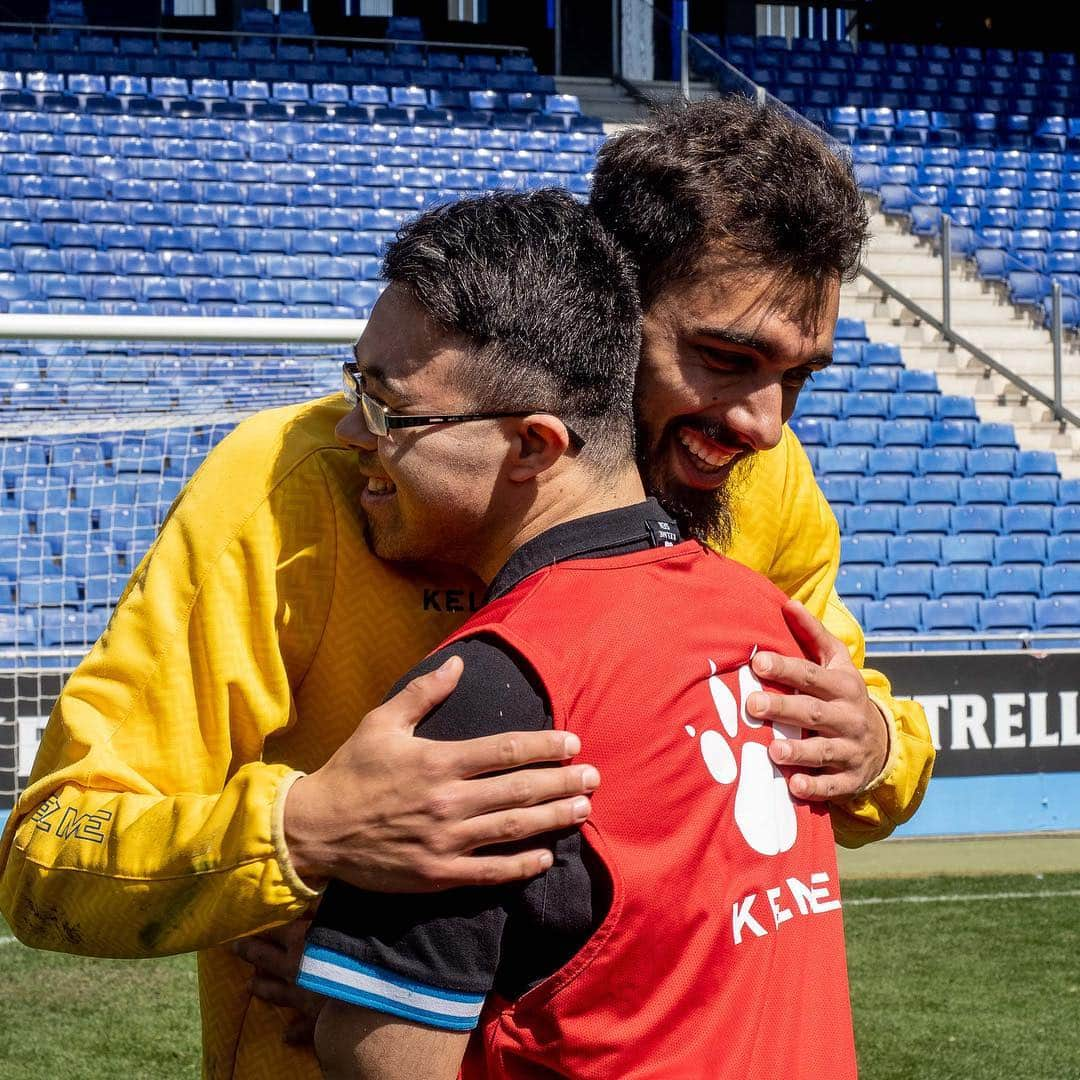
[2,871,1078,1079]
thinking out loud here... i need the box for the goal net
[0,313,364,812]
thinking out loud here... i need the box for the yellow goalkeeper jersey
[0,395,934,1079]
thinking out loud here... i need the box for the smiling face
[635,260,839,544]
[335,284,514,569]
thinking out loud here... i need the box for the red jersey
[447,540,857,1080]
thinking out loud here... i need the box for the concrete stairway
[841,202,1080,478]
[554,77,644,128]
[555,76,719,130]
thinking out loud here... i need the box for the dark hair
[590,95,869,310]
[382,188,641,472]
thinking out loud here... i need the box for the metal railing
[862,263,1080,430]
[0,19,529,55]
[937,213,1079,430]
[0,313,366,343]
[864,631,1080,651]
[682,36,1078,433]
[669,36,1075,434]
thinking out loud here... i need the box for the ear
[506,414,573,483]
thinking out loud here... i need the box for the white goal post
[0,313,365,813]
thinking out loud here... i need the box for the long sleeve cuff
[271,770,325,903]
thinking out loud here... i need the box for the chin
[362,516,408,562]
[641,447,754,549]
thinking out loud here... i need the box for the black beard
[635,418,753,549]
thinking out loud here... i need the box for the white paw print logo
[684,648,802,857]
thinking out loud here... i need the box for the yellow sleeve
[0,405,337,956]
[728,428,936,847]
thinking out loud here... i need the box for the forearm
[316,1004,467,1080]
[0,764,318,956]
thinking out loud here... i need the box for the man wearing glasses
[1,98,930,1080]
[301,188,856,1079]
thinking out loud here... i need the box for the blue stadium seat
[973,422,1018,448]
[1003,506,1054,535]
[887,394,935,421]
[1034,598,1080,643]
[862,342,902,366]
[544,94,580,115]
[338,281,382,315]
[857,476,909,504]
[834,317,867,340]
[978,598,1035,638]
[796,391,841,417]
[290,280,335,307]
[812,367,851,392]
[1015,450,1061,476]
[879,184,913,215]
[845,504,898,534]
[838,565,877,601]
[955,475,1007,505]
[1055,506,1080,534]
[1048,534,1080,563]
[242,280,286,305]
[918,447,967,476]
[868,447,919,476]
[789,417,830,446]
[818,475,854,505]
[879,420,930,447]
[863,599,922,646]
[910,204,942,236]
[842,392,889,418]
[935,395,979,421]
[967,448,1016,476]
[927,420,974,446]
[940,534,995,566]
[843,534,888,566]
[831,419,879,446]
[932,565,988,599]
[987,565,1042,598]
[907,477,957,505]
[922,598,980,642]
[878,565,932,598]
[975,248,1008,280]
[994,535,1047,565]
[1042,565,1080,597]
[832,341,862,366]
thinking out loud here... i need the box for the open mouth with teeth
[674,424,741,487]
[361,475,397,504]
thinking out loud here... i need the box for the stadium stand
[0,22,599,662]
[791,314,1080,649]
[691,33,1080,328]
[0,23,1077,658]
[682,32,1080,648]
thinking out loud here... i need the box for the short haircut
[590,95,869,311]
[382,189,641,472]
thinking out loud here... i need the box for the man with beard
[0,96,932,1079]
[302,187,857,1080]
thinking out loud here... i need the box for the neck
[472,463,647,584]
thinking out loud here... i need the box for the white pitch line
[0,895,1074,944]
[847,888,1080,908]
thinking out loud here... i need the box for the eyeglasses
[341,360,585,446]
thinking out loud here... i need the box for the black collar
[487,498,684,602]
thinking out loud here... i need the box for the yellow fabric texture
[0,397,934,1079]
